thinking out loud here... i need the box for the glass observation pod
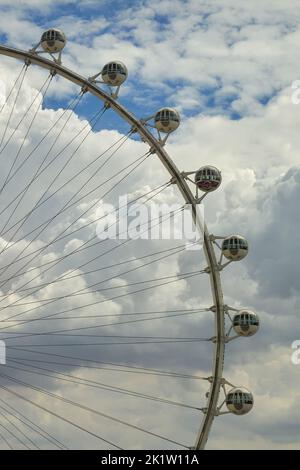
[101,62,128,86]
[226,388,254,415]
[154,108,180,133]
[222,235,249,261]
[233,310,260,337]
[195,166,222,192]
[41,29,66,53]
[233,312,259,327]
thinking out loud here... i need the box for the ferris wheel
[0,28,260,450]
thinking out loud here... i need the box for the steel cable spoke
[0,150,151,310]
[0,372,189,449]
[0,269,204,310]
[0,397,67,449]
[0,182,171,287]
[0,417,29,449]
[0,408,33,449]
[0,382,122,449]
[0,90,84,221]
[0,63,29,151]
[1,120,126,241]
[7,360,201,411]
[0,64,26,115]
[0,136,141,292]
[0,73,54,196]
[0,426,13,450]
[0,206,186,322]
[6,348,208,380]
[0,105,107,249]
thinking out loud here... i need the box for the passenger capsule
[222,235,249,261]
[195,166,221,192]
[233,310,260,337]
[101,61,128,86]
[154,108,180,133]
[226,387,254,415]
[41,29,66,53]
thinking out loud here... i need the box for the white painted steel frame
[0,45,225,449]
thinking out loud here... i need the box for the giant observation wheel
[0,29,259,450]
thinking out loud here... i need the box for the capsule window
[244,394,253,404]
[155,110,179,123]
[170,111,179,121]
[116,64,125,74]
[42,30,64,43]
[155,112,169,123]
[227,393,234,404]
[240,240,248,250]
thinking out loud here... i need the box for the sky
[0,0,299,450]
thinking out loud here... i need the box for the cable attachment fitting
[80,85,89,94]
[149,146,156,155]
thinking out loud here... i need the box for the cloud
[0,0,300,117]
[0,0,299,450]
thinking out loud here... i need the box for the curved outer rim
[0,45,225,450]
